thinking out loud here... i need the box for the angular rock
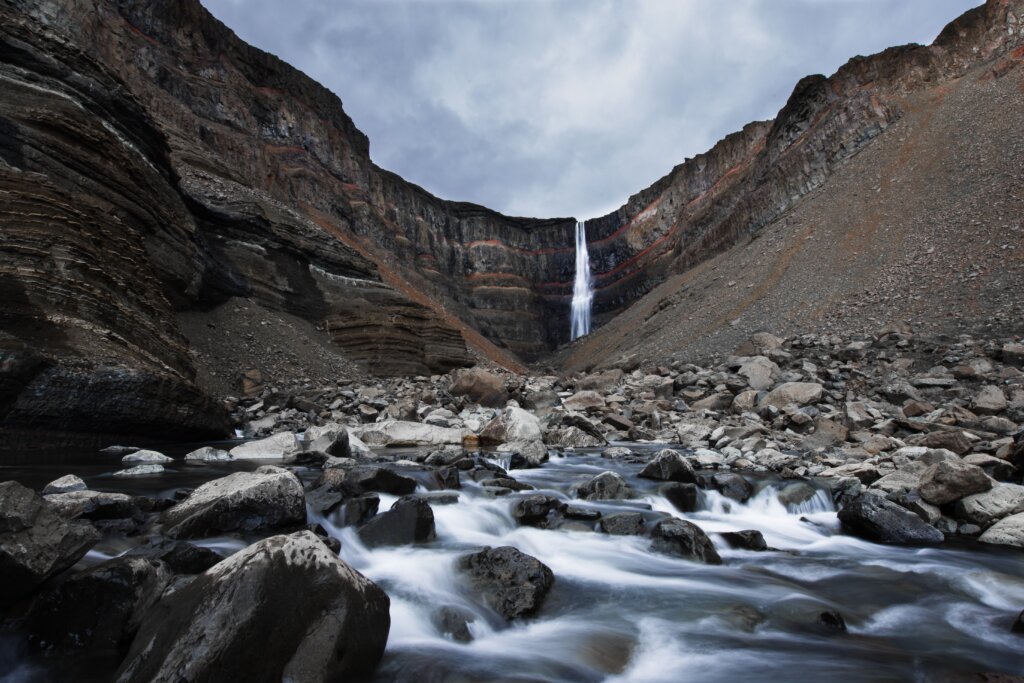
[573,471,631,501]
[712,473,754,502]
[358,497,435,548]
[0,481,99,608]
[720,530,768,551]
[738,356,780,391]
[760,382,824,409]
[598,512,645,536]
[449,367,508,407]
[638,449,696,483]
[973,385,1008,415]
[307,425,352,459]
[160,467,305,539]
[184,446,231,462]
[954,484,1024,528]
[650,518,722,564]
[43,490,142,523]
[562,391,606,412]
[228,432,301,460]
[918,460,992,505]
[346,466,419,496]
[978,512,1024,549]
[355,421,464,447]
[662,482,701,513]
[42,475,86,495]
[500,439,549,468]
[116,532,390,683]
[459,546,554,620]
[838,494,944,544]
[27,555,170,652]
[479,406,544,445]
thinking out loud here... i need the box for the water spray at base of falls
[570,220,593,341]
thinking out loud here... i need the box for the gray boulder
[121,450,172,465]
[115,532,390,683]
[459,546,554,619]
[42,475,86,495]
[918,460,992,505]
[760,382,824,409]
[650,518,722,564]
[0,481,99,608]
[573,471,631,501]
[978,512,1024,549]
[638,449,696,483]
[838,494,944,544]
[160,467,305,539]
[954,484,1024,528]
[184,447,231,463]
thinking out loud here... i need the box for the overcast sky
[202,0,978,220]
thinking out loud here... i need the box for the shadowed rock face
[1,0,1021,444]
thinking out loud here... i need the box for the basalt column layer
[578,0,1024,328]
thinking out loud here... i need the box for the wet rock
[546,425,606,448]
[307,425,352,459]
[1013,610,1024,634]
[479,406,544,445]
[662,482,701,513]
[433,466,461,489]
[650,518,722,564]
[0,481,100,608]
[602,446,634,459]
[918,460,992,505]
[26,555,170,652]
[638,449,696,483]
[121,449,172,465]
[817,609,847,634]
[449,367,508,407]
[116,532,390,683]
[160,466,305,539]
[183,446,231,462]
[433,605,475,643]
[346,466,418,496]
[511,494,564,528]
[720,530,768,551]
[598,512,645,536]
[42,474,86,495]
[573,471,632,501]
[228,432,301,460]
[459,546,554,620]
[760,382,823,409]
[501,439,549,468]
[43,490,143,523]
[712,473,754,502]
[355,421,465,447]
[358,497,436,548]
[132,541,223,574]
[113,464,165,477]
[340,495,381,527]
[978,512,1024,548]
[776,482,818,508]
[837,494,944,544]
[954,484,1024,527]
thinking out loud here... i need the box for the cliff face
[582,0,1024,325]
[0,0,1021,446]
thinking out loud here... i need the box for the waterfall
[570,220,593,341]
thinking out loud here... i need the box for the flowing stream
[2,447,1024,681]
[571,220,593,341]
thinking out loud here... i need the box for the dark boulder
[720,530,768,551]
[433,466,461,490]
[341,494,381,527]
[358,497,436,548]
[573,471,631,501]
[650,518,722,564]
[638,449,696,483]
[116,532,390,683]
[160,466,305,539]
[598,512,646,536]
[128,541,223,575]
[838,494,944,544]
[346,466,419,496]
[662,482,701,513]
[0,481,99,608]
[26,556,170,653]
[511,494,564,528]
[711,473,754,502]
[459,546,554,620]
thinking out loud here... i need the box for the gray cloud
[202,0,978,219]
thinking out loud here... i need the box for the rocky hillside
[1,0,1022,449]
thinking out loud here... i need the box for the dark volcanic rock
[0,481,99,608]
[160,467,306,539]
[459,546,554,620]
[838,494,945,545]
[638,449,696,483]
[511,494,564,528]
[116,531,390,683]
[26,556,170,653]
[650,518,722,564]
[358,497,436,548]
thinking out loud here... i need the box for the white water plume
[570,220,592,341]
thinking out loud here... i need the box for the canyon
[0,0,1023,450]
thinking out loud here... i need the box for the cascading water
[570,220,593,341]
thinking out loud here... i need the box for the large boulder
[561,391,606,412]
[498,439,549,468]
[954,484,1024,528]
[42,475,87,495]
[160,467,305,539]
[26,555,170,652]
[511,494,565,528]
[43,490,142,523]
[357,497,436,548]
[978,512,1024,549]
[572,471,631,501]
[650,518,722,564]
[344,466,419,496]
[837,494,944,544]
[115,532,390,683]
[479,406,544,445]
[459,546,554,619]
[449,367,508,407]
[638,449,696,483]
[354,421,464,447]
[737,356,780,391]
[760,382,824,409]
[0,481,100,608]
[228,432,301,460]
[918,460,992,505]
